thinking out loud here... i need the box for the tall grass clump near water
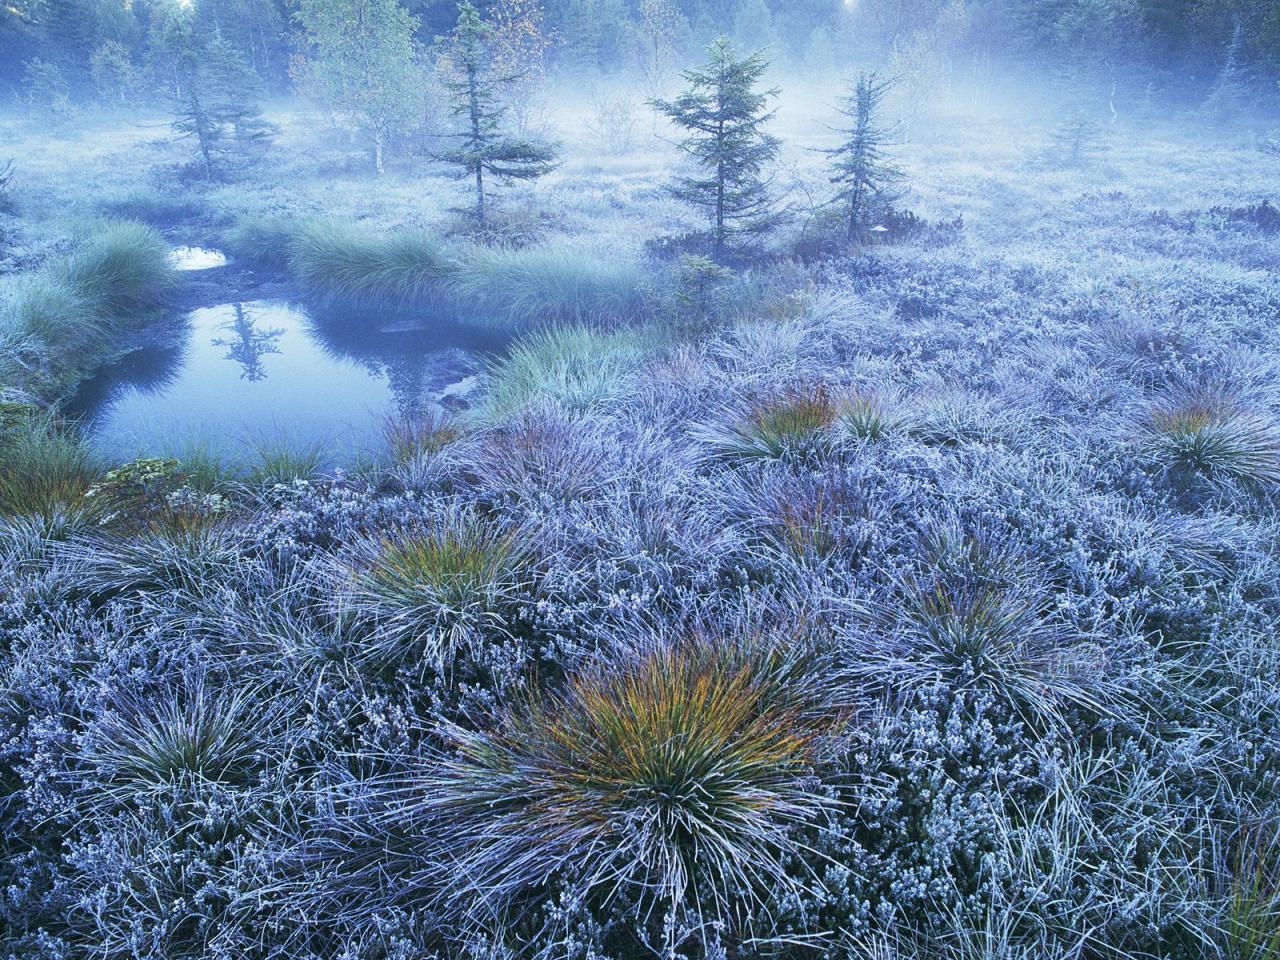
[382,409,462,464]
[483,324,653,418]
[2,274,102,358]
[98,188,203,228]
[287,220,451,306]
[0,221,178,398]
[0,412,101,520]
[223,214,298,270]
[227,217,652,331]
[449,243,649,328]
[52,221,178,320]
[366,635,841,943]
[247,434,325,487]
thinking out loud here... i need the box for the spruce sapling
[435,1,559,228]
[824,72,905,243]
[650,36,781,261]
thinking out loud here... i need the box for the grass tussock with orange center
[707,387,840,461]
[342,511,530,668]
[1144,381,1280,487]
[399,634,845,931]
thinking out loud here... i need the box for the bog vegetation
[2,1,1280,959]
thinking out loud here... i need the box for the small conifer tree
[824,72,904,243]
[676,253,732,318]
[650,36,780,261]
[1049,111,1107,166]
[1203,21,1252,127]
[171,34,275,179]
[435,0,559,228]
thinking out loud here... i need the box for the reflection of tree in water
[384,353,432,422]
[212,303,285,381]
[326,349,432,422]
[303,302,508,422]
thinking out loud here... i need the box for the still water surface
[168,246,229,271]
[69,299,498,463]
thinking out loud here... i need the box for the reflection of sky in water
[68,300,501,463]
[167,246,229,271]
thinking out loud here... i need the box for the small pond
[168,246,229,271]
[69,300,503,465]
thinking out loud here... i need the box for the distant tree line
[3,0,1279,102]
